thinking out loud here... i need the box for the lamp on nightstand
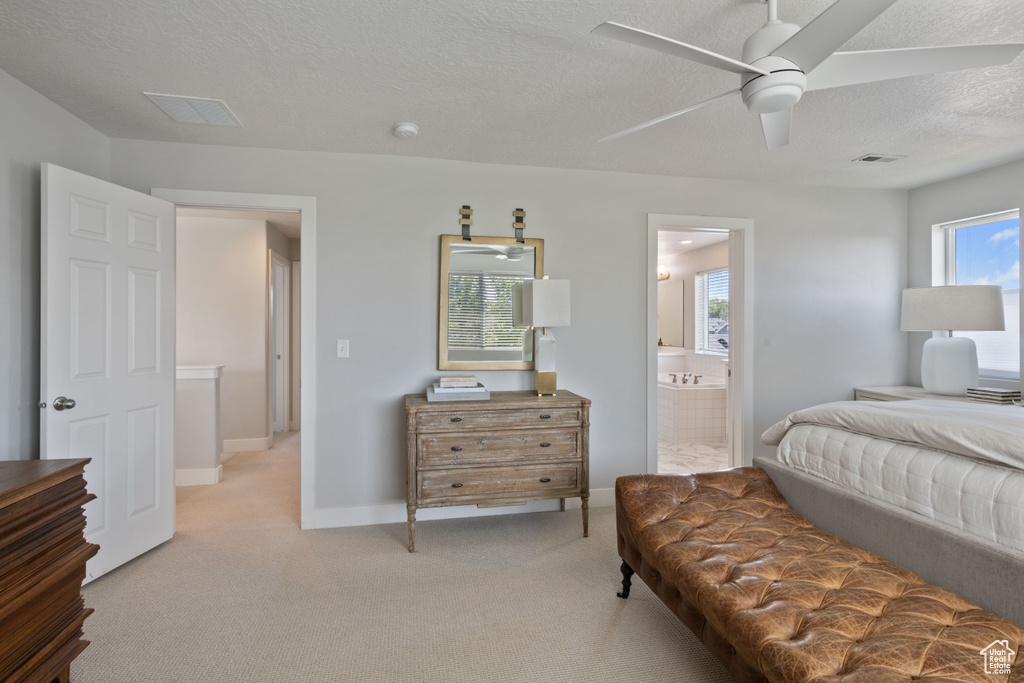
[514,277,570,396]
[901,285,1005,396]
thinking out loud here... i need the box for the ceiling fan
[593,0,1024,150]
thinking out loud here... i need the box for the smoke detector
[392,122,419,139]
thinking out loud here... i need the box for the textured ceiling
[3,0,1024,189]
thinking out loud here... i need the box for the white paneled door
[41,163,176,582]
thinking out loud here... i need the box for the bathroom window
[448,272,530,349]
[940,210,1020,379]
[696,267,728,354]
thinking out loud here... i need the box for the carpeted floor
[73,432,731,682]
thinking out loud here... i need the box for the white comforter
[762,399,1024,472]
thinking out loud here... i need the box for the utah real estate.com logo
[980,640,1016,675]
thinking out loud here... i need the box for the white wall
[109,138,909,513]
[907,157,1024,388]
[290,261,302,430]
[0,68,110,461]
[267,222,290,258]
[176,216,270,444]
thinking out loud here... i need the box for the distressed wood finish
[405,390,590,552]
[0,459,98,683]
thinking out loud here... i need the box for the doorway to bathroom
[646,214,753,475]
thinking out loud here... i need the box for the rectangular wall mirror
[439,234,544,370]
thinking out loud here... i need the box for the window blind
[448,272,530,349]
[696,268,728,353]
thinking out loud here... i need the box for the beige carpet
[73,432,731,682]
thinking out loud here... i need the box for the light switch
[337,339,349,358]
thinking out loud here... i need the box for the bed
[757,398,1024,626]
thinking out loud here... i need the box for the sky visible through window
[955,217,1020,290]
[953,216,1020,377]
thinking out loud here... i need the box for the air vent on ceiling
[143,93,243,127]
[853,153,906,164]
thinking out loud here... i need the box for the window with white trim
[695,267,729,354]
[941,209,1020,380]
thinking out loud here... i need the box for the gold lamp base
[536,371,557,396]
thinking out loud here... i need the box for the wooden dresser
[0,459,98,683]
[405,390,590,552]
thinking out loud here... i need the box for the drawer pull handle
[451,446,463,452]
[450,417,463,422]
[540,442,551,447]
[539,477,552,483]
[451,483,463,488]
[539,414,551,419]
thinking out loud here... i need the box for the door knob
[53,396,77,411]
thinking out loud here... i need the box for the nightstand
[854,385,972,402]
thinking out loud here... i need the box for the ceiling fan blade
[599,89,741,143]
[760,108,792,151]
[772,0,899,73]
[806,43,1024,91]
[593,22,771,77]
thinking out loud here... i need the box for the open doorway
[655,228,730,473]
[153,188,317,528]
[647,213,754,475]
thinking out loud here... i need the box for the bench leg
[616,561,635,599]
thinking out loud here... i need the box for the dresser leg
[407,507,416,553]
[559,497,565,512]
[582,495,589,537]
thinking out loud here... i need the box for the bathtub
[657,374,727,444]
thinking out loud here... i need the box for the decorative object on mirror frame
[514,277,571,396]
[513,208,526,243]
[459,205,473,241]
[900,284,1005,396]
[426,375,490,401]
[657,265,670,281]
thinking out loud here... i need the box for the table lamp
[514,278,570,396]
[901,285,1005,395]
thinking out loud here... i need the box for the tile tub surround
[657,375,727,444]
[656,349,729,381]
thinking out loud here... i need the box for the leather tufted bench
[615,468,1023,683]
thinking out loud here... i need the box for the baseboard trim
[301,487,615,530]
[223,435,273,454]
[175,466,223,487]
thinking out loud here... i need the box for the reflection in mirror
[439,235,544,370]
[658,279,684,347]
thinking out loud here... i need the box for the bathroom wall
[657,239,729,350]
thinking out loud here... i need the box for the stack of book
[426,375,490,402]
[966,387,1022,405]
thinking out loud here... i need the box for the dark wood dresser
[0,459,98,683]
[405,390,590,552]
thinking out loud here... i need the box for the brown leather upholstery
[616,468,1023,683]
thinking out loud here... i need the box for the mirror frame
[439,234,544,371]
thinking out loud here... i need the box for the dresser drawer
[419,429,578,466]
[419,463,580,502]
[415,407,581,432]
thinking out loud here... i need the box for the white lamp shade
[515,279,570,328]
[901,285,1005,332]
